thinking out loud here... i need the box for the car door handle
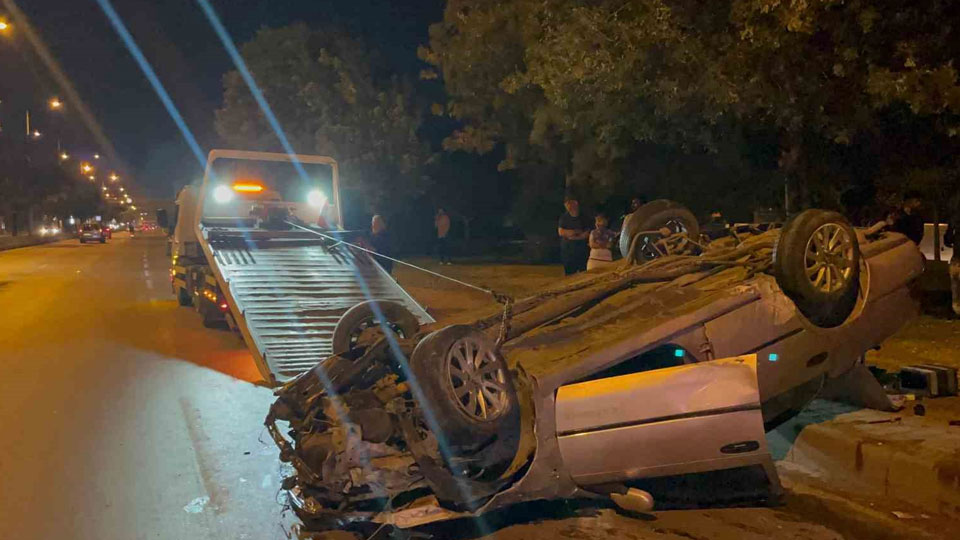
[720,440,760,454]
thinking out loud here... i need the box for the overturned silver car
[266,205,924,533]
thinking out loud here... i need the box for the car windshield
[82,225,99,231]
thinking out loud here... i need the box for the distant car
[100,226,112,240]
[79,225,105,244]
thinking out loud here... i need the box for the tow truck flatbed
[190,150,432,385]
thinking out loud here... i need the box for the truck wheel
[177,287,193,307]
[200,304,219,328]
[619,199,700,263]
[409,325,519,447]
[332,300,420,355]
[774,209,860,327]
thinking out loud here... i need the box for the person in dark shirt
[701,210,729,241]
[887,190,924,244]
[368,214,394,274]
[945,192,960,317]
[558,196,590,275]
[618,195,647,231]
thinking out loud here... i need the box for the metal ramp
[206,230,433,383]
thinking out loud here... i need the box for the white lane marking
[142,251,153,289]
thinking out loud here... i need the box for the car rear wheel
[619,199,700,263]
[331,300,420,355]
[774,209,860,327]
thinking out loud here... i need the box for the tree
[215,24,433,220]
[423,0,960,213]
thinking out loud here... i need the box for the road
[0,232,285,540]
[0,234,951,540]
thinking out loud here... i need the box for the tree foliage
[422,0,960,210]
[215,24,433,215]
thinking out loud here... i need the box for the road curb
[780,407,960,518]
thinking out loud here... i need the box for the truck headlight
[213,185,233,204]
[307,189,327,208]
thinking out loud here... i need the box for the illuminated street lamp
[49,98,63,110]
[119,187,125,192]
[81,162,93,173]
[125,197,132,204]
[0,21,9,32]
[30,130,41,139]
[87,175,95,181]
[109,173,118,181]
[59,152,69,161]
[93,153,101,160]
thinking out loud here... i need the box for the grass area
[394,257,562,322]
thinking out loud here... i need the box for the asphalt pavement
[0,233,953,540]
[0,232,286,540]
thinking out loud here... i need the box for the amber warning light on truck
[232,182,264,193]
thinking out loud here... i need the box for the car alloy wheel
[445,335,510,421]
[804,222,855,293]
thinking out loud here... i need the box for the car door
[555,354,771,486]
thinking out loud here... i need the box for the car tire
[79,239,85,244]
[409,325,519,447]
[619,199,700,263]
[332,300,420,355]
[773,209,861,328]
[99,238,106,244]
[177,287,193,307]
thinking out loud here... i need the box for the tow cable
[285,221,517,351]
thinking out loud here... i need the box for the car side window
[576,345,692,383]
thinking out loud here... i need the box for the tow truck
[170,150,433,384]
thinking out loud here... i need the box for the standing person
[887,190,925,244]
[702,210,729,240]
[587,213,616,270]
[945,192,960,317]
[435,208,452,265]
[369,214,394,274]
[619,196,647,231]
[558,196,590,275]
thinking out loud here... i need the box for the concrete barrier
[0,234,69,252]
[778,405,960,518]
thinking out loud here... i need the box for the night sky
[1,0,444,198]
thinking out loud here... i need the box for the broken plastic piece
[610,488,655,514]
